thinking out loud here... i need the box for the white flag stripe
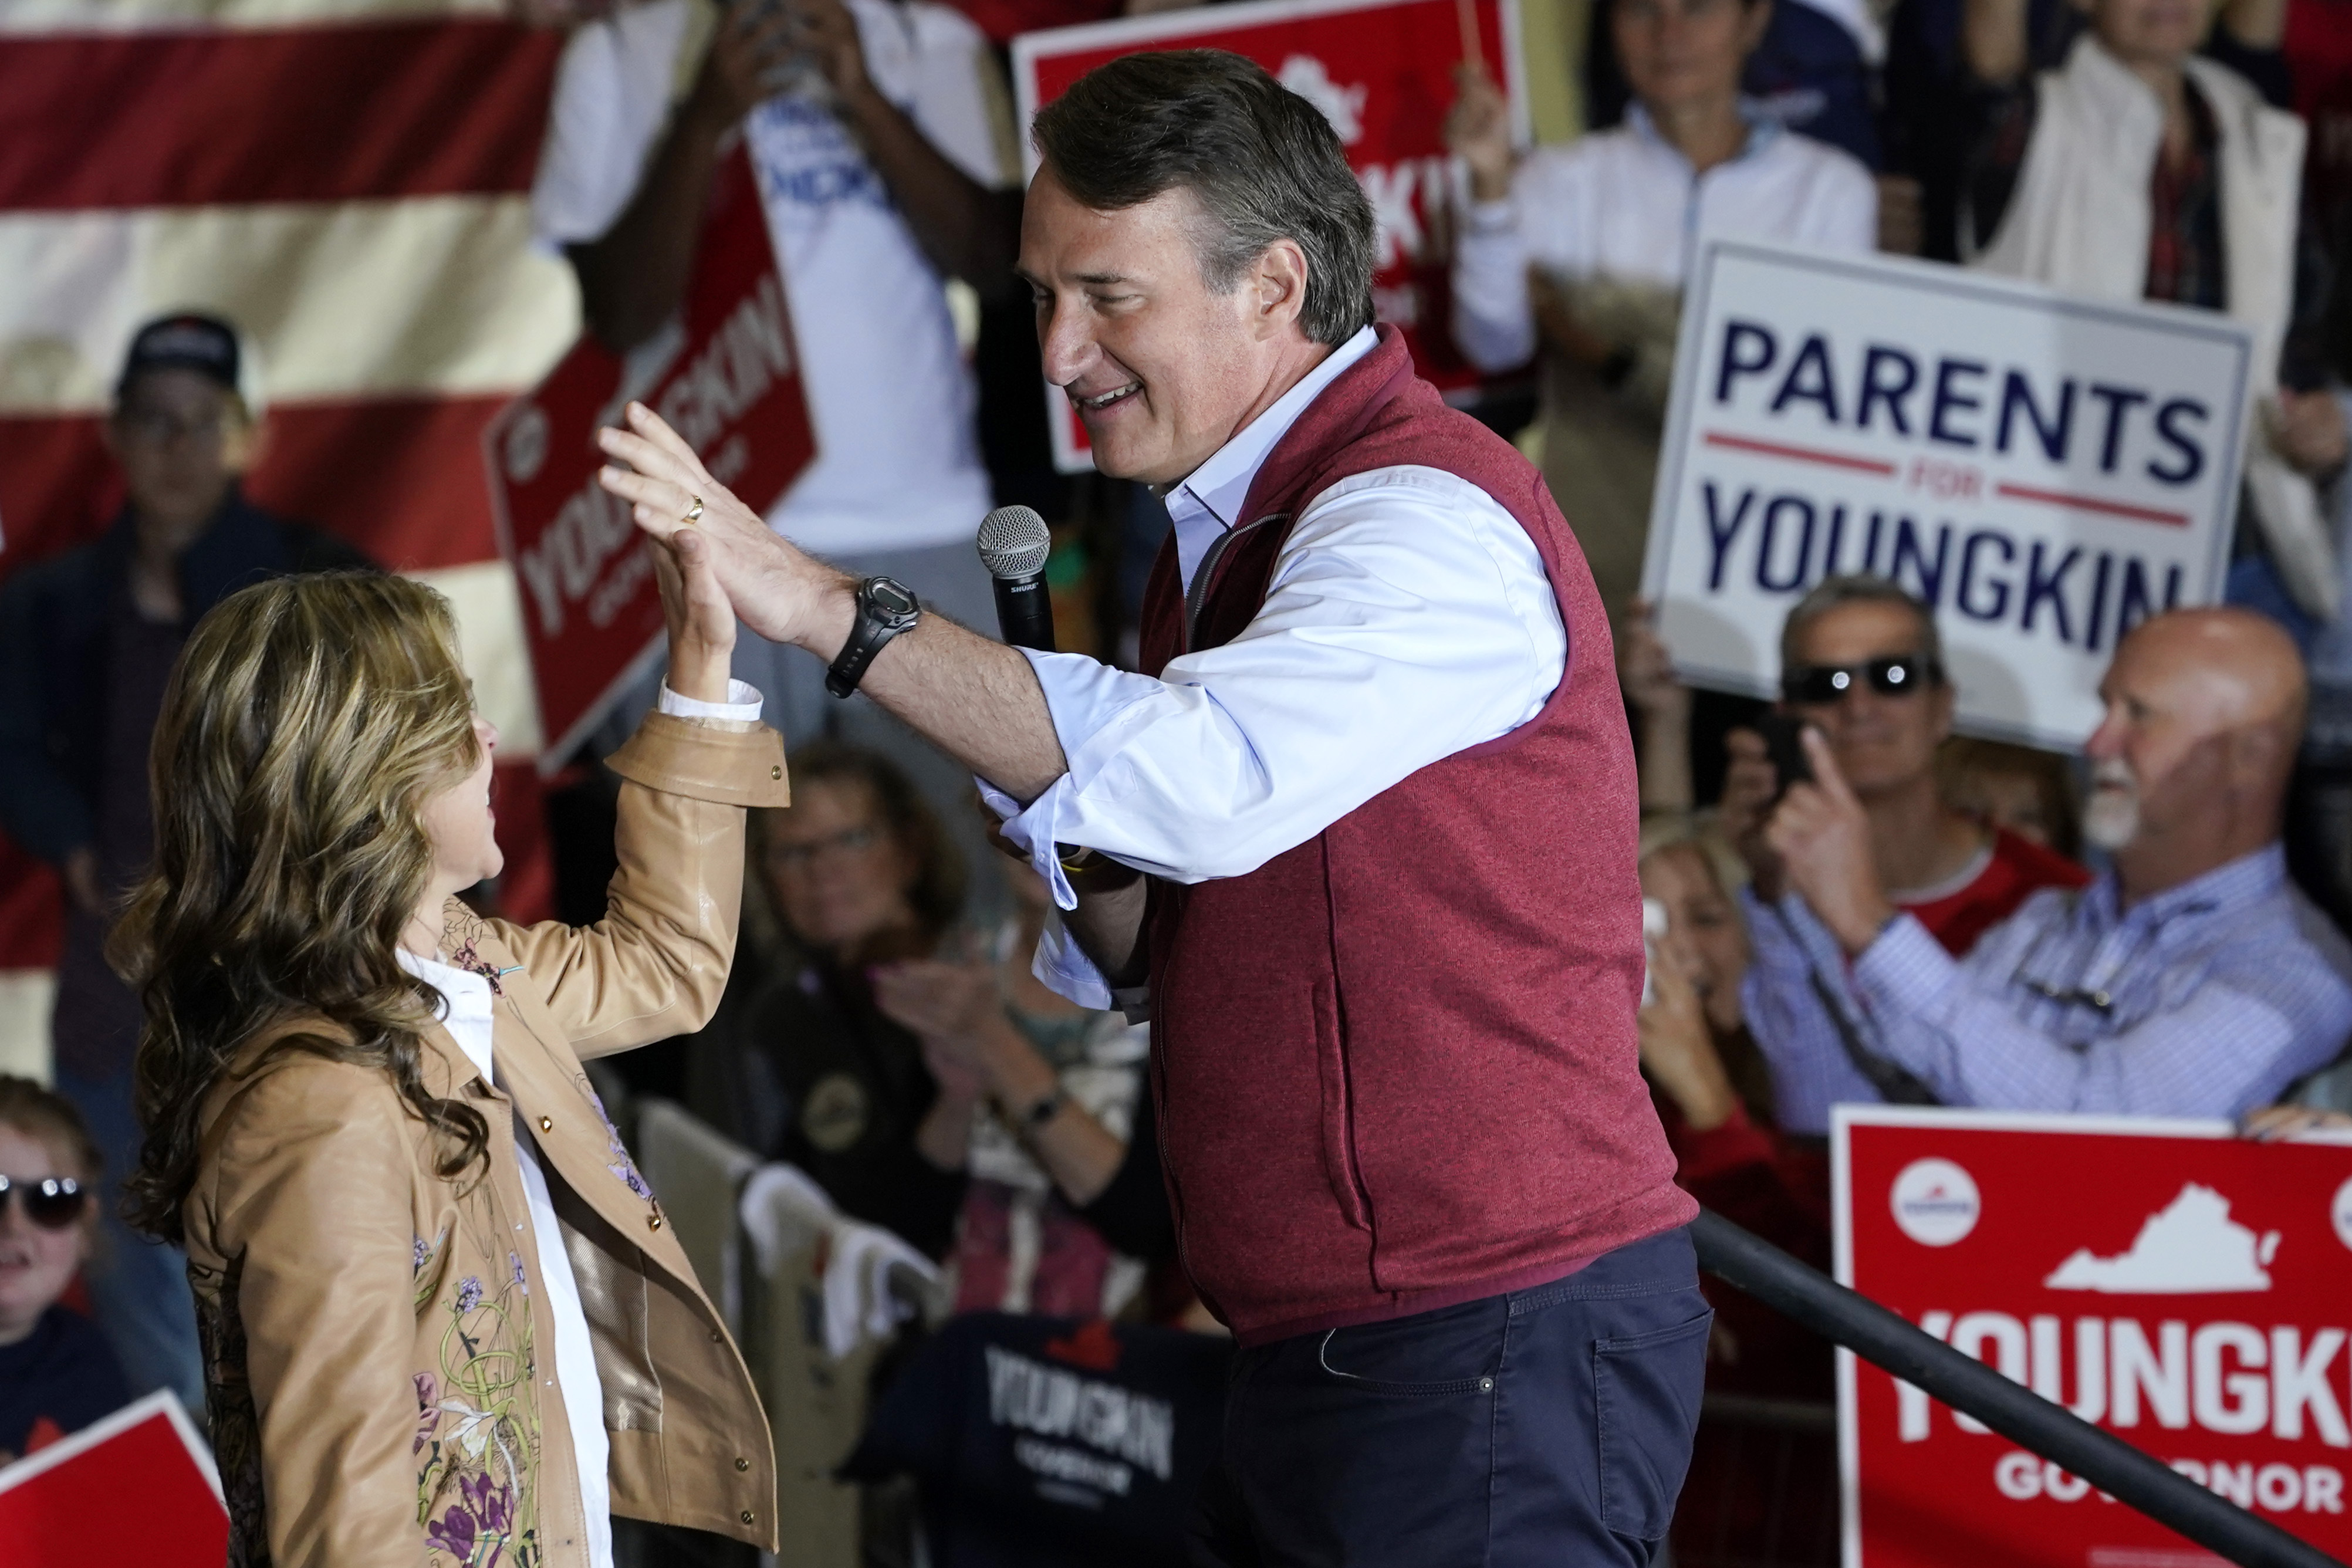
[0,195,577,414]
[0,0,501,35]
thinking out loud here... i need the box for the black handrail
[1691,1208,2346,1568]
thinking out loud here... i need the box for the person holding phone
[1720,574,2089,1132]
[531,0,1019,851]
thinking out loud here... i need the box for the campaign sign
[1011,0,1526,473]
[1834,1106,2352,1567]
[0,1390,227,1564]
[1643,242,2252,752]
[485,141,815,771]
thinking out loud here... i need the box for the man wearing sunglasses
[1756,605,2352,1121]
[1723,575,2089,1133]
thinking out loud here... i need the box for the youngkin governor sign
[1641,242,2253,751]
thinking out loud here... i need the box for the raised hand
[648,527,735,702]
[597,401,848,651]
[1443,62,1513,204]
[1766,729,1895,957]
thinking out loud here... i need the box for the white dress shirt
[985,327,1568,1008]
[396,680,761,1567]
[1449,109,1878,374]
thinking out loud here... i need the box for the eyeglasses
[1782,655,1942,706]
[0,1174,87,1231]
[764,825,880,871]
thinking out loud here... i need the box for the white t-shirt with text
[532,0,1006,554]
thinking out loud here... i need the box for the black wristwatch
[826,576,921,698]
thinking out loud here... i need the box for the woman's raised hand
[597,401,841,650]
[648,525,735,703]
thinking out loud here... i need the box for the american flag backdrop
[0,0,583,1077]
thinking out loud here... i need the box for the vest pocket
[1312,979,1371,1231]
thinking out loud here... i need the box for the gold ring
[682,495,704,525]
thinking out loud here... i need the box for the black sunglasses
[1782,655,1942,706]
[0,1174,88,1231]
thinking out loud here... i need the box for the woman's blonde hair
[111,571,491,1243]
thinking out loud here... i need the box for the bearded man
[1760,607,2352,1116]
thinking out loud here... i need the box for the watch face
[866,579,918,620]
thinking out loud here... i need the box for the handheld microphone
[976,505,1056,653]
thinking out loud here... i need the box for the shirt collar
[1623,102,1781,172]
[1163,325,1380,582]
[2086,842,2288,930]
[396,946,494,1016]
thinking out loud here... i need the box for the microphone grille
[976,505,1052,579]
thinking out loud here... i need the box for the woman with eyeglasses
[680,743,976,1260]
[0,1074,131,1466]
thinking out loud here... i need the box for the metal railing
[1691,1209,2346,1568]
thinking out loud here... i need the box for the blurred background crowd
[0,0,2348,1560]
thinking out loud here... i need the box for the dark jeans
[1194,1226,1709,1568]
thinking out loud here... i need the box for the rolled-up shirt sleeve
[981,465,1567,1005]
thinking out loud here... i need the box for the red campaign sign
[1011,0,1526,472]
[0,1391,227,1566]
[1835,1107,2352,1567]
[485,140,815,769]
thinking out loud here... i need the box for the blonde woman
[113,549,788,1567]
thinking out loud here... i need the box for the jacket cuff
[605,710,790,809]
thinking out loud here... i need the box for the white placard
[1641,241,2253,752]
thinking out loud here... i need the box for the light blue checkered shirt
[1742,844,2352,1131]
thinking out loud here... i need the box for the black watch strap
[826,577,921,699]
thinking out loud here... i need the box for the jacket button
[741,1510,755,1526]
[648,1214,663,1232]
[539,1116,553,1132]
[735,1457,749,1471]
[770,765,782,779]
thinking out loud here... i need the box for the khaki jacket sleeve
[200,1059,431,1568]
[492,710,790,1058]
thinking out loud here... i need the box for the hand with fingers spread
[1766,729,1895,956]
[598,401,852,654]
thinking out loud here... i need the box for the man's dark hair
[1032,50,1376,346]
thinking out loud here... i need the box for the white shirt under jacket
[984,326,1569,1009]
[398,680,762,1568]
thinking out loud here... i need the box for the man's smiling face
[1018,164,1292,487]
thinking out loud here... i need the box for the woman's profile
[113,540,788,1566]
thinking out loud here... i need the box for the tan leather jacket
[182,711,790,1567]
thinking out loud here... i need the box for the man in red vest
[600,49,1702,1565]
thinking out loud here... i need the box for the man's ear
[1249,238,1312,339]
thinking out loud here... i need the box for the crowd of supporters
[0,0,2348,1560]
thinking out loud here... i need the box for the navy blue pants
[1193,1226,1709,1567]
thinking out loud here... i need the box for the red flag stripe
[1,395,512,575]
[0,22,560,211]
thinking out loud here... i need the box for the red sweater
[1136,328,1694,1345]
[1901,826,2091,955]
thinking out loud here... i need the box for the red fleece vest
[1137,327,1694,1344]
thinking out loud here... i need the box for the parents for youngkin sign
[1641,242,2255,752]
